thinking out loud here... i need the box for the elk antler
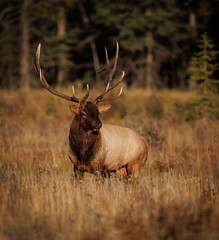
[34,44,89,103]
[93,42,125,104]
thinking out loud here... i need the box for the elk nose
[95,122,102,129]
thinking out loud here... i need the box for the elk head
[34,43,125,133]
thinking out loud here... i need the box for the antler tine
[34,44,80,103]
[94,71,125,104]
[72,86,75,97]
[93,42,125,104]
[105,70,125,93]
[111,42,119,78]
[81,84,90,102]
[104,42,119,84]
[105,46,110,67]
[99,87,123,103]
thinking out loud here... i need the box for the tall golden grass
[0,88,218,240]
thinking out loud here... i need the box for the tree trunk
[90,39,100,74]
[145,8,154,89]
[57,6,66,84]
[20,0,30,89]
[189,11,196,29]
[78,3,100,83]
[189,10,197,90]
[146,31,154,88]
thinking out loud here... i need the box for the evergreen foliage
[188,33,219,93]
[183,95,219,123]
[0,0,218,89]
[184,33,219,123]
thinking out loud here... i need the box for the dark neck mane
[68,116,100,164]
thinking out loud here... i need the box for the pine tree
[30,0,81,86]
[92,0,188,88]
[188,33,219,93]
[0,0,21,88]
[20,0,30,89]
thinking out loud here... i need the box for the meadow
[0,87,218,240]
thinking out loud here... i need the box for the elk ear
[98,104,111,113]
[69,105,80,114]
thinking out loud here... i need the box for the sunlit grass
[0,87,218,239]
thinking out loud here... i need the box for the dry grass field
[0,87,218,240]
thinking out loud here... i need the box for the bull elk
[34,43,148,180]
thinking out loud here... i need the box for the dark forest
[0,0,219,89]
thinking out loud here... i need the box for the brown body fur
[68,109,148,179]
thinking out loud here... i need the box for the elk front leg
[67,152,84,180]
[74,165,84,180]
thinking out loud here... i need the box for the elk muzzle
[92,121,102,132]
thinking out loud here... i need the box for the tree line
[0,0,218,89]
